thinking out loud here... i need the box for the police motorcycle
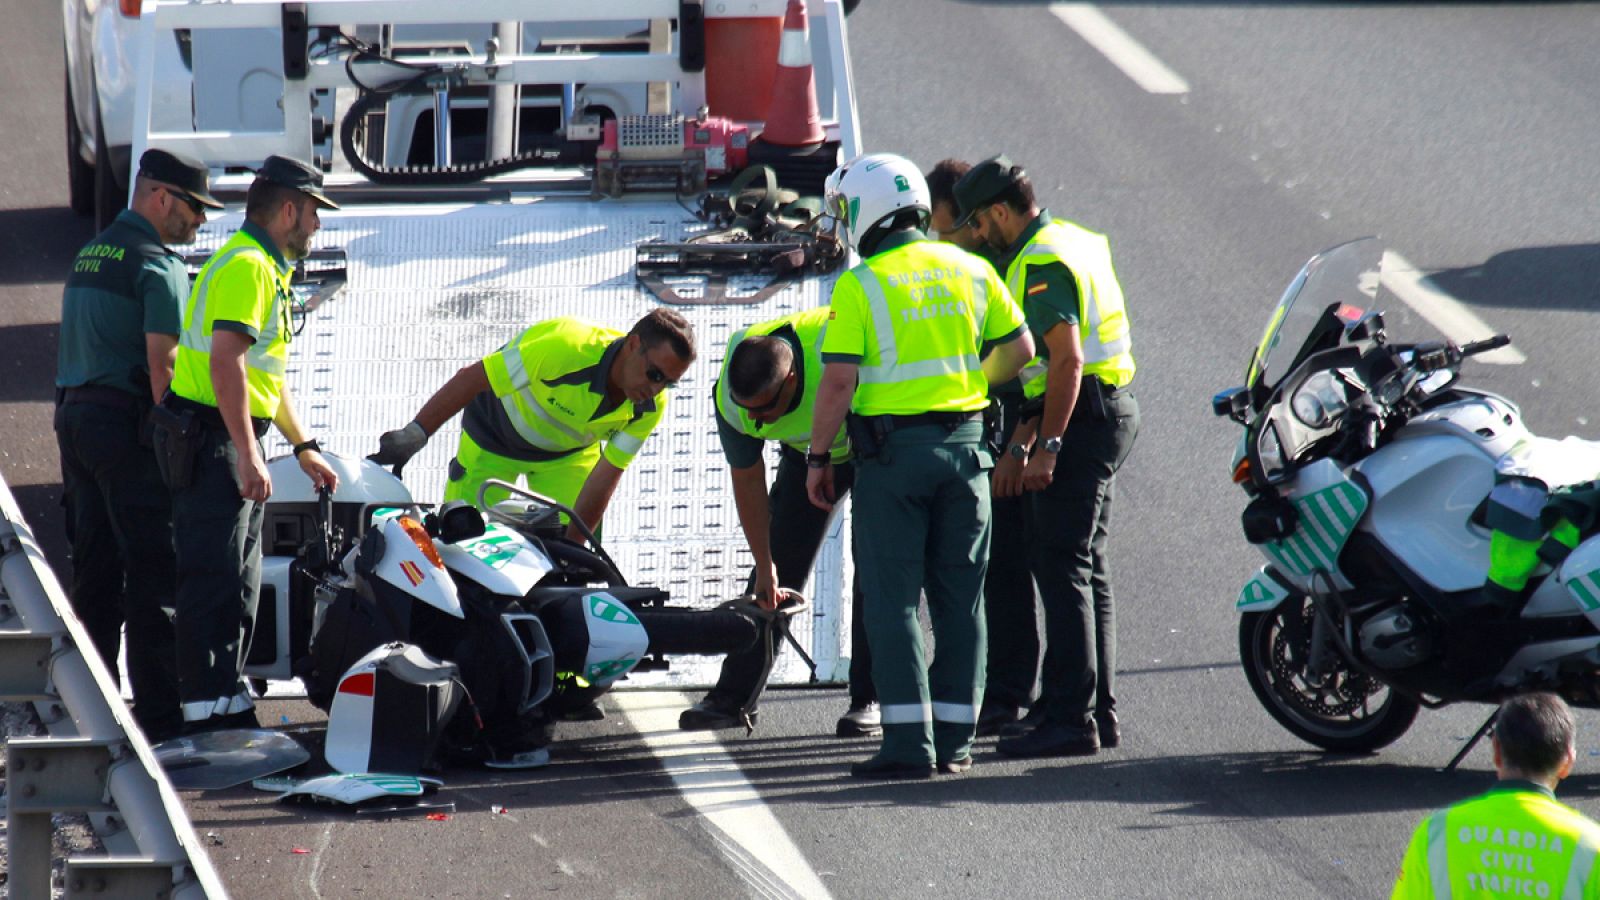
[243,453,785,766]
[1214,237,1600,756]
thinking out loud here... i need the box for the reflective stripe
[931,701,978,724]
[969,274,990,341]
[777,25,810,68]
[180,245,258,352]
[855,264,899,367]
[1425,811,1452,900]
[1564,831,1600,897]
[716,326,752,415]
[858,353,979,385]
[879,702,931,725]
[609,431,644,456]
[499,394,581,452]
[1021,239,1131,365]
[182,692,255,723]
[500,339,529,388]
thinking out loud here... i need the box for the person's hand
[752,563,782,611]
[299,449,339,493]
[992,452,1025,498]
[806,464,835,511]
[1022,450,1057,492]
[370,420,428,468]
[237,443,271,502]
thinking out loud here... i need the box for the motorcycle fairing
[578,591,649,686]
[435,521,556,597]
[368,509,463,618]
[1558,539,1600,631]
[1237,566,1294,612]
[1259,459,1367,593]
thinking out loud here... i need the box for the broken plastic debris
[292,848,311,855]
[426,812,451,821]
[491,805,508,814]
[205,831,224,846]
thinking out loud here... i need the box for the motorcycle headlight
[1257,421,1286,481]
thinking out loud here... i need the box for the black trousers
[167,424,263,723]
[55,400,181,737]
[982,391,1040,712]
[703,446,875,714]
[1028,388,1139,729]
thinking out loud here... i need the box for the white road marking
[615,691,833,900]
[1049,3,1190,95]
[1380,251,1527,365]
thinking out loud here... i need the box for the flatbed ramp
[199,198,851,688]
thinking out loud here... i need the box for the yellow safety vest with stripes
[1005,218,1135,398]
[821,238,1026,417]
[170,225,293,418]
[481,318,664,470]
[714,307,849,462]
[1392,783,1600,899]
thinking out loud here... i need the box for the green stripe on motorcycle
[1267,480,1367,577]
[1570,573,1600,612]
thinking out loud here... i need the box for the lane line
[1049,3,1190,95]
[1380,250,1527,365]
[614,691,833,900]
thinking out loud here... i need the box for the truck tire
[635,605,762,657]
[93,101,125,232]
[65,66,94,216]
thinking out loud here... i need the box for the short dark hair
[1496,692,1575,777]
[631,308,697,363]
[245,179,306,225]
[727,335,794,400]
[993,174,1037,217]
[925,159,973,210]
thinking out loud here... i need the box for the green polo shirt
[1005,210,1080,352]
[56,209,188,395]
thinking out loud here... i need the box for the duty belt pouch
[150,403,200,490]
[845,413,882,460]
[1082,376,1110,422]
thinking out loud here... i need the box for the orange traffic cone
[759,0,825,147]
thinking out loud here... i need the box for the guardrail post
[0,632,58,699]
[64,857,185,898]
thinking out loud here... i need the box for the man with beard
[55,148,222,741]
[157,155,340,733]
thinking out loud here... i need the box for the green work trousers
[852,420,991,765]
[446,430,598,512]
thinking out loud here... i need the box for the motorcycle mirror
[1212,386,1249,420]
[434,501,487,544]
[1347,311,1385,342]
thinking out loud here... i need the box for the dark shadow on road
[1430,244,1600,314]
[0,206,93,286]
[0,323,61,405]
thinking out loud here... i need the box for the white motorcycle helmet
[824,153,932,254]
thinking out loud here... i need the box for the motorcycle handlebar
[1461,334,1511,357]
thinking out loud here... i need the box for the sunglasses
[640,348,678,389]
[161,186,206,216]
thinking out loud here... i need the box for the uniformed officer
[954,156,1140,758]
[1392,693,1600,898]
[928,158,1037,737]
[678,307,879,737]
[806,153,1034,779]
[158,155,340,732]
[55,148,222,742]
[371,310,695,542]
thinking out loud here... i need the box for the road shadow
[1430,243,1600,314]
[0,206,93,286]
[0,323,61,405]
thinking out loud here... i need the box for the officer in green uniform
[158,155,340,731]
[1393,692,1600,898]
[807,153,1034,779]
[678,307,879,737]
[371,311,695,541]
[954,156,1140,758]
[928,158,1036,737]
[55,148,222,741]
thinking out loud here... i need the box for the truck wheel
[93,102,125,231]
[65,68,94,216]
[1239,602,1419,753]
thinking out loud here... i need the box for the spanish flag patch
[399,560,425,587]
[1027,282,1049,296]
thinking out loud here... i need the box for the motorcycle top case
[325,642,462,776]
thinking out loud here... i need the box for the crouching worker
[371,311,696,542]
[1392,692,1600,898]
[679,308,881,738]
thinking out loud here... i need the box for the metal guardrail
[0,474,227,899]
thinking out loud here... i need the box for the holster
[845,413,885,461]
[150,402,201,491]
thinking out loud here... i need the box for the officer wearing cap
[55,148,222,741]
[807,153,1034,779]
[927,158,1038,737]
[157,154,340,732]
[953,155,1140,758]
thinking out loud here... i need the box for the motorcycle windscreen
[153,729,310,791]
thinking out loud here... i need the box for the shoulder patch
[1027,282,1050,296]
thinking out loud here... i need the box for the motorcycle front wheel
[1240,599,1419,753]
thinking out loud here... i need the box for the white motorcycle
[243,454,785,763]
[1215,238,1600,755]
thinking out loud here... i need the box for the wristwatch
[1007,443,1028,460]
[805,451,832,469]
[1041,436,1063,454]
[292,439,322,457]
